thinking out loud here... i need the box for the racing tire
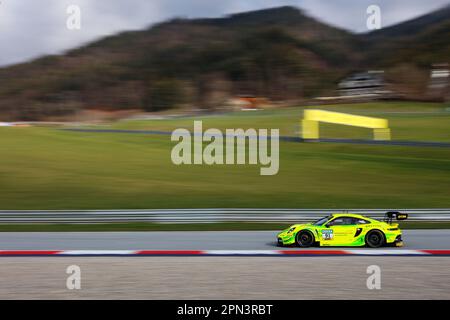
[365,230,385,248]
[296,230,314,248]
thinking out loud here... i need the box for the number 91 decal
[322,229,334,240]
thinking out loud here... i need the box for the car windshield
[312,216,331,226]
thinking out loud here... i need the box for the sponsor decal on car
[322,229,334,240]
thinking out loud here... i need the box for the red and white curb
[0,249,449,256]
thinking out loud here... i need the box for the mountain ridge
[0,5,448,120]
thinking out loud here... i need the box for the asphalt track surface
[1,230,449,250]
[1,257,449,299]
[64,128,450,147]
[1,231,449,299]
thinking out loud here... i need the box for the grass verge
[0,102,448,209]
[0,221,449,232]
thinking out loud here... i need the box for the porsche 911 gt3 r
[277,211,407,248]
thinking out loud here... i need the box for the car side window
[328,217,354,226]
[354,218,370,224]
[328,218,343,226]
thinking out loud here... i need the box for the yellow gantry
[302,109,391,141]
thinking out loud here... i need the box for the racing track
[63,128,450,148]
[1,230,449,299]
[1,230,449,250]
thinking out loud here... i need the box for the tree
[144,79,184,111]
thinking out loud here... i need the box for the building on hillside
[428,63,449,101]
[338,71,385,97]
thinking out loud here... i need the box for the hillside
[366,5,450,40]
[0,5,448,121]
[0,6,362,120]
[363,5,450,67]
[359,5,450,99]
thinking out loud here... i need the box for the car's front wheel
[365,230,385,248]
[296,230,314,247]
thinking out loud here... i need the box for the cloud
[0,0,448,66]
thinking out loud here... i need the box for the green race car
[277,211,407,248]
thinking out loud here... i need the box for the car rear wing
[384,211,408,224]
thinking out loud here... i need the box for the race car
[277,211,407,248]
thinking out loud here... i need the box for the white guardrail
[0,209,448,224]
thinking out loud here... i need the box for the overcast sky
[0,0,449,67]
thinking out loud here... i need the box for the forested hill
[0,6,448,120]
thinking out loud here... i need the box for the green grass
[0,221,448,232]
[0,101,449,210]
[105,101,450,142]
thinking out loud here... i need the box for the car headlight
[287,227,296,234]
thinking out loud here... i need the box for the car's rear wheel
[296,230,314,247]
[365,230,385,248]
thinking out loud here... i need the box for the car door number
[322,229,334,240]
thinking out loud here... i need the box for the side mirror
[325,223,331,228]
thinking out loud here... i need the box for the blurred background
[1,2,449,301]
[0,0,449,213]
